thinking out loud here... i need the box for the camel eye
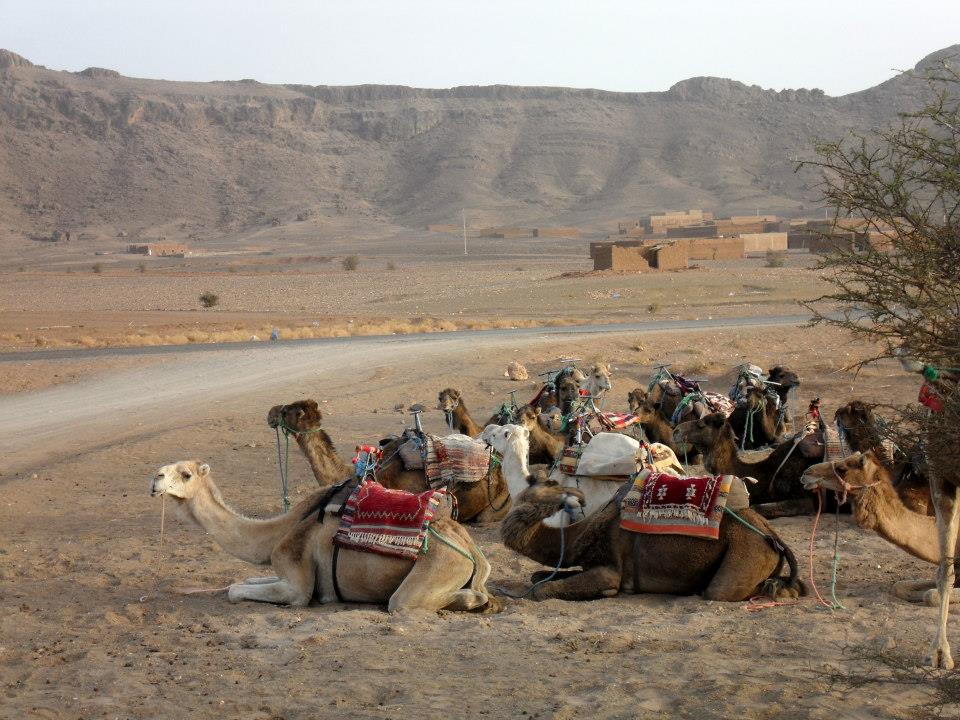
[181,471,192,480]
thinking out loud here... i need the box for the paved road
[0,314,810,476]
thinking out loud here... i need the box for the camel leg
[925,478,960,669]
[228,546,315,607]
[893,579,960,605]
[530,566,621,601]
[703,545,780,602]
[387,533,481,613]
[227,578,312,606]
[241,575,280,585]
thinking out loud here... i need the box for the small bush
[765,250,786,268]
[199,290,219,308]
[227,265,237,273]
[137,262,146,274]
[386,261,396,271]
[342,255,359,271]
[92,263,103,274]
[647,302,660,314]
[17,266,24,272]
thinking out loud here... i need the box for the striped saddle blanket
[704,392,736,417]
[423,433,491,488]
[334,480,446,560]
[595,411,643,430]
[620,469,734,540]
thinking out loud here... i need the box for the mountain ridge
[0,45,956,241]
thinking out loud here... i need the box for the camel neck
[452,403,482,437]
[853,473,940,564]
[296,430,351,486]
[182,481,302,565]
[501,443,532,498]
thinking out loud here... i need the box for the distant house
[127,242,190,257]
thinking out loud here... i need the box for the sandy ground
[0,323,952,719]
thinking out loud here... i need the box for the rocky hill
[0,46,956,241]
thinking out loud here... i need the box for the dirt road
[0,315,808,477]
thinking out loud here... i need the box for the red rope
[807,489,838,609]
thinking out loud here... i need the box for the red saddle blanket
[334,481,446,560]
[620,470,733,540]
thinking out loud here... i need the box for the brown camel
[437,388,484,437]
[516,405,565,464]
[833,400,930,514]
[500,477,803,601]
[626,398,680,453]
[267,400,352,486]
[728,386,781,450]
[801,452,960,604]
[673,412,820,511]
[767,366,801,410]
[150,460,499,613]
[271,398,510,523]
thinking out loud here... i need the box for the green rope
[274,427,291,512]
[722,506,769,539]
[423,525,475,563]
[740,404,758,450]
[829,501,846,610]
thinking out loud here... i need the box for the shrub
[647,302,660,314]
[137,262,146,274]
[199,290,219,308]
[386,261,396,271]
[765,250,786,268]
[342,255,359,271]
[92,263,103,274]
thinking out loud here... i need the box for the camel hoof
[925,647,955,670]
[479,595,503,615]
[227,584,245,604]
[923,588,941,607]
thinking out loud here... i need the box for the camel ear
[304,399,319,411]
[198,463,210,477]
[858,452,870,468]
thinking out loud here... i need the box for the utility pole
[462,209,468,256]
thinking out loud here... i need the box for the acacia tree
[800,60,959,436]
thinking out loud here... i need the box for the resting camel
[437,388,484,437]
[728,386,781,450]
[626,397,680,453]
[834,400,930,514]
[673,412,820,512]
[150,460,500,613]
[483,423,681,527]
[584,362,612,401]
[267,400,352,486]
[270,399,510,523]
[767,366,801,410]
[500,476,804,602]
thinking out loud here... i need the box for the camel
[437,388,484,437]
[499,476,804,602]
[584,363,612,401]
[267,400,352,486]
[728,386,781,450]
[833,400,930,514]
[150,460,500,613]
[767,366,801,410]
[272,398,510,523]
[516,405,565,465]
[673,412,820,512]
[482,423,681,527]
[625,397,680,453]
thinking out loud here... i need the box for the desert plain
[0,228,952,720]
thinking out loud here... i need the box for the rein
[485,450,510,512]
[272,418,326,512]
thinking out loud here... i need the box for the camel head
[437,388,462,412]
[516,476,586,514]
[627,387,649,413]
[834,400,875,433]
[741,385,768,413]
[516,404,541,430]
[801,451,883,495]
[481,423,530,458]
[585,363,612,398]
[768,366,800,390]
[268,399,322,434]
[151,460,211,500]
[557,377,581,414]
[673,412,728,452]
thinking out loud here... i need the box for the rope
[423,525,476,563]
[807,489,846,610]
[139,494,166,602]
[274,426,291,512]
[485,452,511,512]
[743,595,800,612]
[722,506,770,539]
[494,524,566,600]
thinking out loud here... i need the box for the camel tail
[762,530,808,598]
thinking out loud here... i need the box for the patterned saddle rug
[422,433,491,489]
[703,392,735,418]
[334,481,446,560]
[620,469,734,540]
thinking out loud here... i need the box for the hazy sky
[2,1,958,95]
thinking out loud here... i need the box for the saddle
[333,480,447,561]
